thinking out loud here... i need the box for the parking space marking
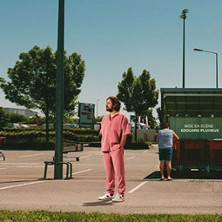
[0,168,6,171]
[80,155,93,159]
[0,181,46,191]
[126,156,135,160]
[66,153,101,160]
[0,169,92,190]
[72,169,92,175]
[17,166,44,168]
[19,153,44,158]
[143,150,149,153]
[128,181,147,194]
[1,163,41,166]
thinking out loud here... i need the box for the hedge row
[0,129,136,150]
[2,127,99,135]
[0,129,99,150]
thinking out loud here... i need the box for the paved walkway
[0,145,221,214]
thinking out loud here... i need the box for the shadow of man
[83,199,113,207]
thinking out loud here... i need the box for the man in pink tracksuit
[98,96,130,202]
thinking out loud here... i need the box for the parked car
[42,123,79,129]
[64,123,79,128]
[129,122,149,130]
[6,123,29,128]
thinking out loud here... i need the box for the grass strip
[0,210,221,222]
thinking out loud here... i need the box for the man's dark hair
[106,96,121,111]
[162,122,169,129]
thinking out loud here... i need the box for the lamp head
[193,48,203,52]
[182,9,189,14]
[180,9,189,19]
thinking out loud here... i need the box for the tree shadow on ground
[144,170,222,180]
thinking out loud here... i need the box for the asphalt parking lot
[0,145,221,214]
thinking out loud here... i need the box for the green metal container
[161,88,222,173]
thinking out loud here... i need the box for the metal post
[193,48,219,88]
[96,99,99,117]
[216,53,218,88]
[54,0,65,179]
[182,18,185,88]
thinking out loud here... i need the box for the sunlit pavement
[0,145,221,214]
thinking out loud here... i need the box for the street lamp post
[96,99,99,117]
[193,48,219,88]
[54,0,65,179]
[180,9,189,88]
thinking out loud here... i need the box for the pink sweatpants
[102,148,125,195]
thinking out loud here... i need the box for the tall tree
[117,67,158,142]
[0,45,85,141]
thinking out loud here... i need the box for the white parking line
[72,169,92,175]
[80,155,93,159]
[0,181,46,191]
[127,156,135,160]
[17,166,43,168]
[128,181,147,194]
[143,150,149,153]
[2,163,41,165]
[19,153,44,158]
[0,169,92,191]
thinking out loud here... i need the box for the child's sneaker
[98,193,114,201]
[112,193,124,202]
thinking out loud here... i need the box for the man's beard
[106,106,113,112]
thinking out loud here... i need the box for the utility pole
[180,9,189,88]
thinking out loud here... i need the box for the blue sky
[0,0,222,117]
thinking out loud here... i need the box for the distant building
[2,107,37,118]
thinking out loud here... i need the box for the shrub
[0,128,100,150]
[7,112,28,123]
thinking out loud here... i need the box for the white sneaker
[98,193,114,201]
[112,193,124,202]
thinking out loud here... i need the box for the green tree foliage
[117,67,158,141]
[0,46,85,141]
[0,108,9,129]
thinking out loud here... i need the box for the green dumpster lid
[161,88,222,117]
